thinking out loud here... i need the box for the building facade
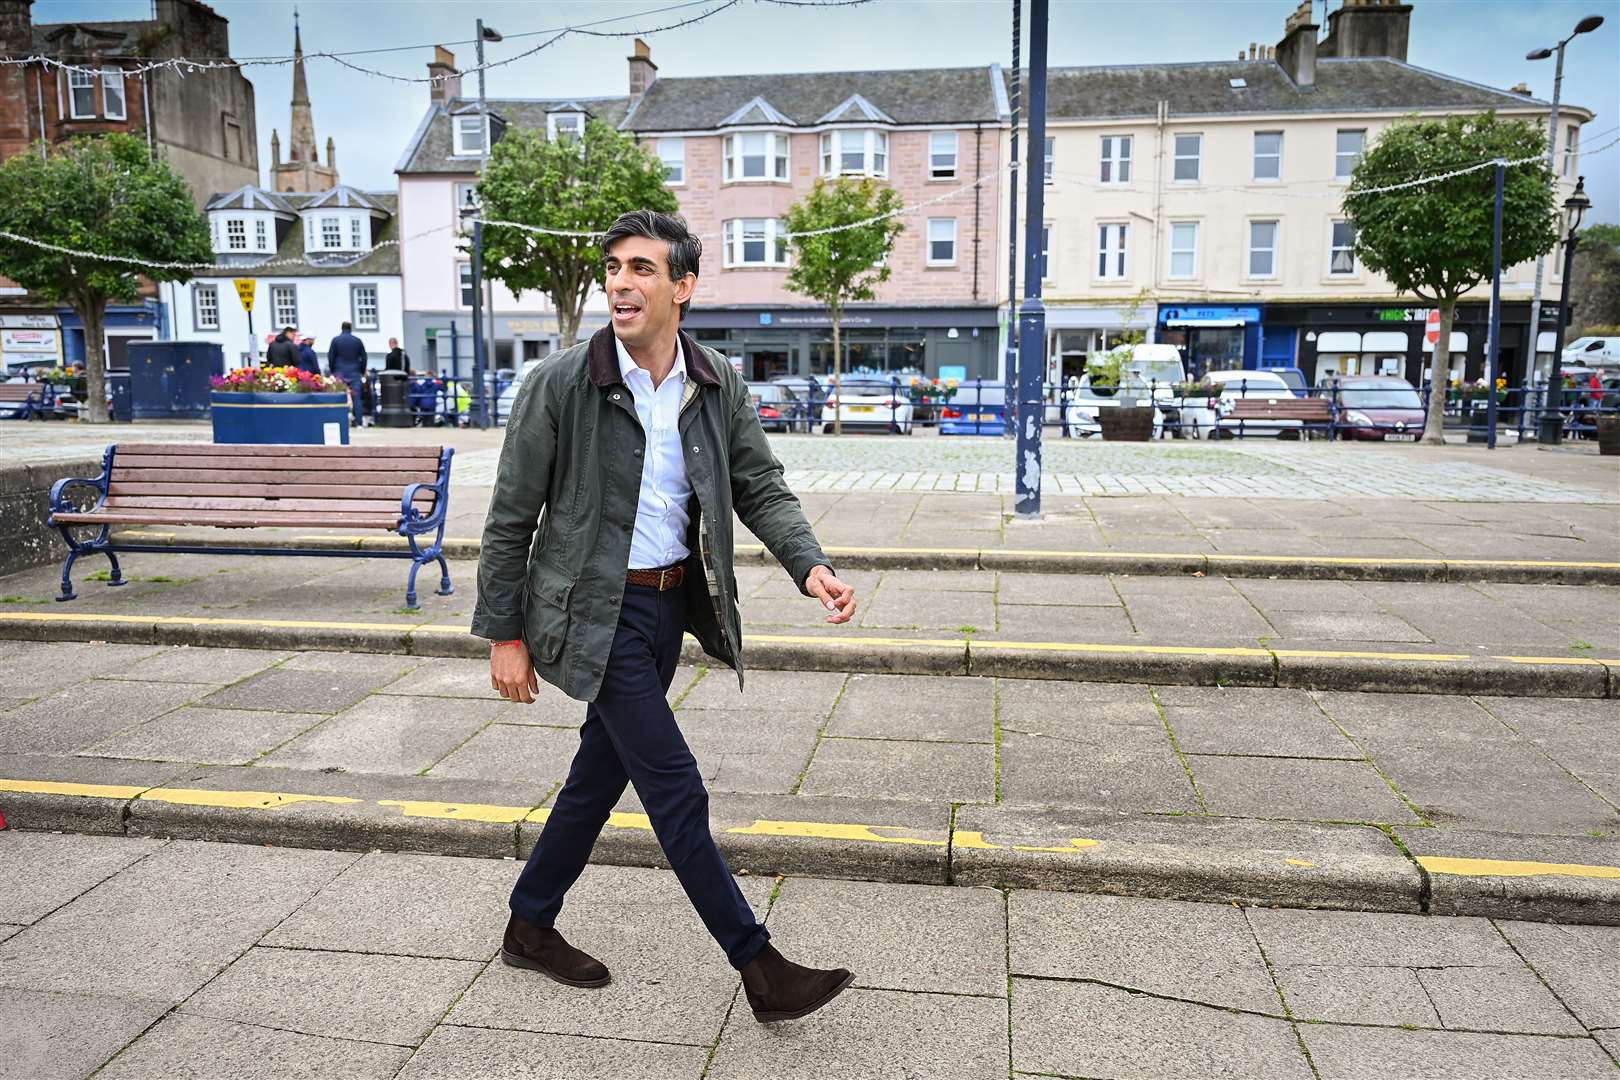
[1021,0,1590,388]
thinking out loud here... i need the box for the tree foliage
[1342,113,1558,442]
[1570,224,1620,338]
[0,134,210,421]
[782,178,904,432]
[478,120,676,347]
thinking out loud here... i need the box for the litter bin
[107,369,132,422]
[376,370,411,428]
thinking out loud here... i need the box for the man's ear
[673,272,697,309]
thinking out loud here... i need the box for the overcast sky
[32,0,1620,222]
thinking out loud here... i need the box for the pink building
[624,53,1010,381]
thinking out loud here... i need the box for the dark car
[1331,376,1425,441]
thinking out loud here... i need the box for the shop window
[1096,223,1128,279]
[929,131,958,180]
[1168,221,1198,279]
[1248,220,1278,277]
[1100,135,1132,183]
[730,132,791,181]
[1173,133,1201,182]
[1253,131,1282,181]
[1335,129,1365,179]
[1329,220,1357,275]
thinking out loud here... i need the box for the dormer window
[820,129,887,178]
[304,209,371,254]
[548,112,584,142]
[723,132,789,182]
[320,217,342,249]
[453,114,486,156]
[225,218,246,250]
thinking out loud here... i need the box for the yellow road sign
[233,278,256,312]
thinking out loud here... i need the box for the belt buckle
[658,568,673,591]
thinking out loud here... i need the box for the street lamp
[1522,13,1603,388]
[1538,176,1591,445]
[459,186,489,429]
[470,18,502,430]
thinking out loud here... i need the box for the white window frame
[726,131,790,183]
[1329,219,1357,277]
[1100,135,1132,184]
[67,69,96,119]
[927,218,957,267]
[1043,136,1054,184]
[1253,130,1283,182]
[1334,129,1365,180]
[350,284,379,330]
[254,218,269,251]
[100,68,126,121]
[1168,221,1199,280]
[457,261,474,307]
[929,130,958,180]
[452,114,486,156]
[657,137,685,185]
[270,284,298,328]
[819,129,887,179]
[193,284,220,331]
[1096,222,1129,280]
[1247,219,1279,279]
[1563,124,1579,177]
[547,112,584,143]
[1172,133,1202,183]
[225,218,246,251]
[1040,223,1052,282]
[319,217,342,251]
[721,218,789,268]
[350,217,364,250]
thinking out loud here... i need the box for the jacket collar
[587,326,719,388]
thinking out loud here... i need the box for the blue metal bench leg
[404,559,424,610]
[435,555,453,597]
[56,547,81,601]
[105,550,127,587]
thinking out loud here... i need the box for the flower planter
[210,391,351,445]
[1098,405,1155,442]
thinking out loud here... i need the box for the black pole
[470,219,489,429]
[1484,161,1504,449]
[1004,0,1020,424]
[1014,0,1047,517]
[1540,179,1584,445]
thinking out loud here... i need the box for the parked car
[939,382,1007,435]
[1266,366,1309,397]
[820,375,914,434]
[1329,375,1425,441]
[1174,369,1302,439]
[496,360,542,423]
[746,379,816,433]
[1063,375,1164,438]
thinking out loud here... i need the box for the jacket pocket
[525,565,574,665]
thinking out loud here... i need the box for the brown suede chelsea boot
[739,942,855,1022]
[501,913,611,988]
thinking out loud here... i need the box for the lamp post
[473,19,502,429]
[1523,13,1603,388]
[1539,176,1590,445]
[459,188,488,429]
[1014,0,1048,517]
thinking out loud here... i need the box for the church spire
[291,8,310,108]
[268,8,338,192]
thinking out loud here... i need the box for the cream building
[1018,0,1593,388]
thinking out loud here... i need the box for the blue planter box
[210,391,351,445]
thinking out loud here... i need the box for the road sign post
[234,279,258,366]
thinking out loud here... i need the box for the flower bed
[210,365,347,394]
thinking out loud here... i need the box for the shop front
[682,306,1001,383]
[405,311,611,377]
[1,312,63,375]
[1155,305,1264,376]
[1044,303,1158,385]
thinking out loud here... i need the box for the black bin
[377,370,411,428]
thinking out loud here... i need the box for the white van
[1561,337,1620,369]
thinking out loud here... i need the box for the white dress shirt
[617,334,693,570]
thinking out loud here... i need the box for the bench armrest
[399,482,444,532]
[48,447,113,518]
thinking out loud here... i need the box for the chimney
[1275,0,1319,88]
[270,128,281,167]
[1508,82,1532,96]
[1320,0,1413,62]
[1248,41,1257,61]
[627,38,656,104]
[0,0,33,55]
[427,45,462,105]
[326,135,335,171]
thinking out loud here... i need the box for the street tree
[1343,112,1557,443]
[0,134,211,423]
[781,178,904,434]
[478,120,676,347]
[1568,223,1620,337]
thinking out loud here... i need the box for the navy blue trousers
[508,581,770,970]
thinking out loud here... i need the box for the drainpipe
[972,122,983,301]
[141,71,153,155]
[34,62,46,159]
[1150,99,1166,342]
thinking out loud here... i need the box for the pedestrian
[266,326,299,368]
[327,321,369,426]
[385,337,409,372]
[296,336,321,376]
[477,210,859,1024]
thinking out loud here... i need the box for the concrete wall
[0,456,99,580]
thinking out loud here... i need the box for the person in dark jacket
[266,326,299,368]
[385,338,409,372]
[328,321,369,425]
[295,337,321,375]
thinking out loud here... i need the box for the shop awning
[1316,331,1362,352]
[1363,331,1408,352]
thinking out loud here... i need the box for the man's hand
[805,565,857,625]
[490,642,540,703]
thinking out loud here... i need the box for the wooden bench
[48,443,455,608]
[0,381,51,419]
[1218,396,1333,438]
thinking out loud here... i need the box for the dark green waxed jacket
[471,326,832,702]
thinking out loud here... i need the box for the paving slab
[683,715,820,795]
[425,721,580,783]
[1009,890,1280,1013]
[861,586,997,632]
[262,851,517,961]
[1397,828,1620,925]
[999,722,1199,812]
[181,946,484,1046]
[1248,907,1521,970]
[766,876,1005,996]
[993,601,1138,642]
[101,645,292,685]
[1475,696,1620,808]
[81,705,326,766]
[0,679,213,755]
[0,988,171,1080]
[1273,964,1441,1026]
[1495,920,1620,1030]
[1300,1024,1616,1080]
[677,668,847,714]
[446,864,771,1046]
[1010,978,1313,1080]
[0,640,167,698]
[825,673,994,742]
[376,654,579,711]
[395,1025,710,1080]
[0,831,166,923]
[1415,964,1587,1036]
[708,986,1007,1080]
[1156,685,1361,758]
[997,571,1120,606]
[0,839,356,1002]
[798,734,993,803]
[1189,755,1421,824]
[258,693,509,775]
[201,667,399,715]
[95,1013,411,1080]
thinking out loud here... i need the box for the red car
[1331,376,1426,441]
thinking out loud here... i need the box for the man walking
[476,210,858,1024]
[295,336,321,376]
[266,326,299,367]
[327,321,369,426]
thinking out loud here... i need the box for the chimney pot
[427,45,462,105]
[627,36,657,104]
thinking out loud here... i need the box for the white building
[167,185,404,368]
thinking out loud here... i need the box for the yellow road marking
[729,820,945,847]
[1285,858,1317,868]
[137,788,361,810]
[0,779,149,799]
[1417,856,1620,880]
[1268,647,1473,662]
[378,800,532,823]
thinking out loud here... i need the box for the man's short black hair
[601,210,701,319]
[341,321,352,333]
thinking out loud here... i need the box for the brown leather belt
[626,564,686,591]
